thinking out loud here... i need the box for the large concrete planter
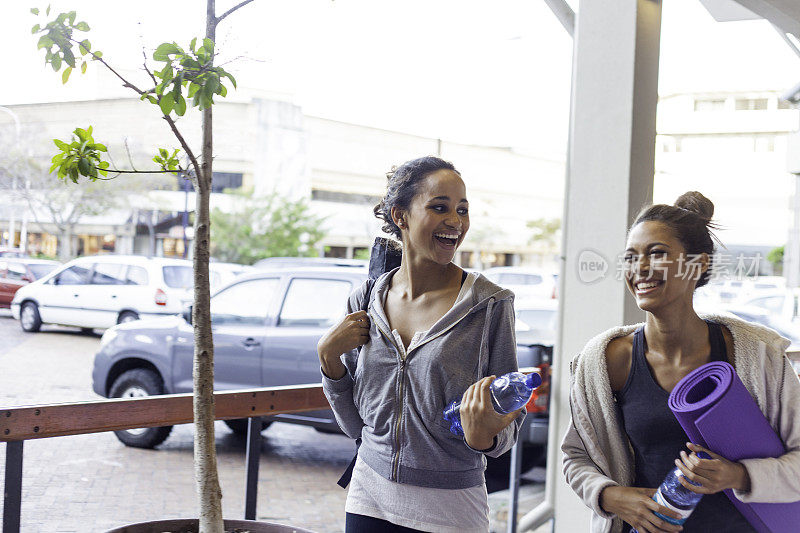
[105,518,316,533]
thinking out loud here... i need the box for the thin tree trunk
[194,1,223,532]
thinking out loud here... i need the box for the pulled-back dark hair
[631,191,720,288]
[373,156,461,240]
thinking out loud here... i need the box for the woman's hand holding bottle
[599,486,684,533]
[459,376,522,451]
[317,310,370,380]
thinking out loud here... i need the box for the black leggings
[345,513,423,532]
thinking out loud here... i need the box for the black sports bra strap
[707,321,728,361]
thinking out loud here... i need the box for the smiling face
[624,221,708,313]
[391,169,469,265]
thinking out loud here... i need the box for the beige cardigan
[561,313,800,533]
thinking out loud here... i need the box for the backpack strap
[337,277,375,489]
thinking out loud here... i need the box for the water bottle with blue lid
[442,371,542,437]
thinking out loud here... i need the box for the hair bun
[674,191,714,221]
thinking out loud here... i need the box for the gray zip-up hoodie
[322,269,524,490]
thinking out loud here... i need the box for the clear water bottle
[651,452,711,526]
[442,371,542,436]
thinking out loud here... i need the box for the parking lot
[0,314,545,532]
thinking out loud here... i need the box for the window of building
[177,172,243,193]
[735,98,768,111]
[693,98,725,111]
[312,189,382,205]
[754,136,775,152]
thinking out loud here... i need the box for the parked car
[0,247,28,258]
[482,266,559,302]
[0,258,60,308]
[11,255,193,333]
[209,261,257,291]
[91,266,553,475]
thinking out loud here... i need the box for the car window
[498,273,542,285]
[28,263,58,279]
[126,265,149,285]
[56,265,91,285]
[749,296,784,313]
[211,278,280,326]
[92,263,128,285]
[162,265,193,289]
[6,262,27,281]
[516,309,558,331]
[278,278,353,328]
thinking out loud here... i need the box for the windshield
[162,266,193,289]
[28,263,58,279]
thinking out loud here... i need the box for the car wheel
[224,418,272,436]
[20,302,42,332]
[109,368,173,448]
[117,311,140,324]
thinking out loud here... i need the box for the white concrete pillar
[544,1,662,531]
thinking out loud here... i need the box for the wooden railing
[1,384,330,533]
[1,370,541,533]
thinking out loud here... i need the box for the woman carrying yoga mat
[561,191,800,533]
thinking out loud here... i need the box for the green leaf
[219,84,227,98]
[61,66,72,84]
[53,139,68,150]
[203,38,214,54]
[205,73,219,94]
[75,21,89,32]
[146,94,157,104]
[79,39,91,54]
[159,95,174,115]
[37,35,53,49]
[224,71,237,89]
[175,95,187,116]
[46,5,50,15]
[51,55,61,71]
[32,24,41,34]
[153,42,180,61]
[67,11,76,25]
[94,143,107,152]
[93,51,102,59]
[159,148,169,158]
[81,61,87,74]
[78,157,90,176]
[190,37,197,52]
[98,161,109,169]
[30,8,39,15]
[188,83,200,98]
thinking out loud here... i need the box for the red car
[0,258,60,308]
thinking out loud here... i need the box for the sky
[3,0,800,158]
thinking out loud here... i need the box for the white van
[11,255,193,332]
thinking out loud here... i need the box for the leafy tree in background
[526,217,561,249]
[767,245,784,275]
[31,2,255,531]
[210,189,325,265]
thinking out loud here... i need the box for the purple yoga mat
[668,361,800,533]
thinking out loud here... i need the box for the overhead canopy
[701,0,800,39]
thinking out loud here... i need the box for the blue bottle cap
[525,372,543,389]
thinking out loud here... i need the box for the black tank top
[618,321,755,532]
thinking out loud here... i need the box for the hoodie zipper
[370,312,405,481]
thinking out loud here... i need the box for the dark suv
[92,266,551,471]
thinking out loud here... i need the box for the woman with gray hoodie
[318,156,525,532]
[562,192,800,533]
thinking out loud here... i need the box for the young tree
[31,2,254,531]
[210,189,326,264]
